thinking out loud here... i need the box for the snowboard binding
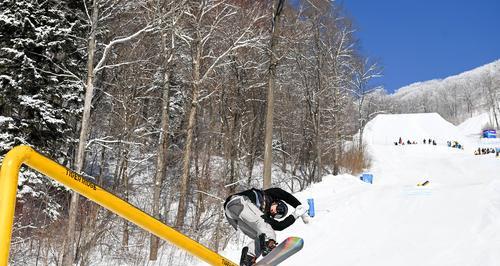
[240,246,256,266]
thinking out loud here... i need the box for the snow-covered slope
[219,113,500,266]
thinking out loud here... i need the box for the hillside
[392,60,500,101]
[219,113,500,266]
[386,60,500,125]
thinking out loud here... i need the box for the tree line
[388,62,500,127]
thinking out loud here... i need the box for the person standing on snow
[224,187,309,266]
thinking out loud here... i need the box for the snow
[0,75,18,87]
[216,112,500,266]
[0,116,13,125]
[362,113,468,147]
[458,112,493,137]
[0,47,25,59]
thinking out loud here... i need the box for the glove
[300,200,311,224]
[292,204,308,219]
[263,239,277,256]
[259,233,277,256]
[301,213,310,224]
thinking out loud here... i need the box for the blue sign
[307,198,315,217]
[360,173,373,184]
[483,130,496,138]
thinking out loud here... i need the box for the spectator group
[474,147,499,157]
[394,137,436,146]
[447,140,463,149]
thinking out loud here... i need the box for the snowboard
[254,236,304,266]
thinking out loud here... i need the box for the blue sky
[339,0,500,93]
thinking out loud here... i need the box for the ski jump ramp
[0,145,237,266]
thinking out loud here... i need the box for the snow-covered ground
[219,113,500,266]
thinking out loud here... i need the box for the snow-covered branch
[194,190,224,202]
[86,137,143,149]
[94,24,153,74]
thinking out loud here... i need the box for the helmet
[272,200,288,219]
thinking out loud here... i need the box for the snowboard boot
[259,233,277,256]
[240,247,256,266]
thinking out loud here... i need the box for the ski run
[216,112,500,266]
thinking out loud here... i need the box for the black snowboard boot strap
[240,247,256,266]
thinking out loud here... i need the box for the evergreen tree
[0,0,86,221]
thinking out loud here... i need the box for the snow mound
[363,113,467,146]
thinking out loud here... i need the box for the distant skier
[224,187,309,265]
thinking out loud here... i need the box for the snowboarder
[224,187,309,266]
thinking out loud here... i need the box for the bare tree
[461,80,476,118]
[322,15,356,175]
[482,72,500,128]
[350,58,382,149]
[61,0,99,263]
[149,0,186,260]
[263,0,285,189]
[174,0,265,230]
[62,0,151,264]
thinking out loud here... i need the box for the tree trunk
[62,1,98,264]
[193,146,204,235]
[229,108,239,187]
[279,129,287,173]
[263,0,284,189]
[121,153,129,250]
[315,109,322,182]
[175,85,199,229]
[78,145,106,265]
[212,208,223,252]
[313,21,323,182]
[175,32,202,229]
[358,97,365,151]
[332,88,341,176]
[150,56,171,261]
[246,112,259,185]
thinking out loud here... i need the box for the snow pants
[225,195,276,257]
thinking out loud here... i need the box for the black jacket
[224,187,301,231]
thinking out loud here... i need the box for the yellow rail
[0,145,236,266]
